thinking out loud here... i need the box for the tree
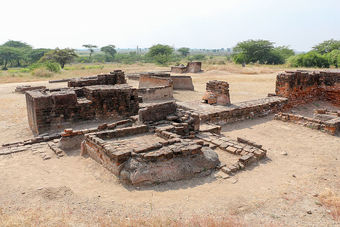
[233,39,274,64]
[3,40,32,67]
[178,47,190,57]
[41,48,77,68]
[313,39,340,55]
[82,44,97,60]
[100,45,117,61]
[147,44,174,65]
[273,46,295,60]
[27,48,50,64]
[326,49,340,68]
[0,46,21,70]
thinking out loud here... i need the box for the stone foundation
[275,70,340,107]
[202,80,230,105]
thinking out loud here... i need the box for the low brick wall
[68,70,126,87]
[170,76,194,90]
[138,85,173,101]
[138,101,177,122]
[171,62,202,73]
[15,85,46,93]
[275,70,340,107]
[138,74,173,88]
[178,97,288,125]
[274,112,340,135]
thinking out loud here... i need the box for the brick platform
[25,84,139,135]
[178,97,288,125]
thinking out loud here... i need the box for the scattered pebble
[280,151,288,156]
[307,210,312,214]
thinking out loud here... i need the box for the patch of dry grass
[0,207,250,227]
[319,189,340,221]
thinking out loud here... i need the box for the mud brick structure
[81,104,218,185]
[275,111,340,135]
[178,96,288,125]
[15,85,46,93]
[68,70,126,87]
[197,132,267,175]
[275,70,340,107]
[138,101,177,123]
[202,80,231,105]
[138,73,173,88]
[138,86,173,102]
[171,62,202,73]
[25,84,139,135]
[170,75,194,90]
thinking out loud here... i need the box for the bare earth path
[0,71,339,226]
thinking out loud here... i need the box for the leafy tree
[3,40,31,49]
[27,48,50,64]
[313,39,340,54]
[287,51,329,68]
[100,45,117,61]
[3,40,32,67]
[82,44,97,60]
[232,40,293,65]
[326,49,340,68]
[147,44,174,65]
[41,48,77,68]
[178,47,190,57]
[0,46,21,70]
[272,46,295,60]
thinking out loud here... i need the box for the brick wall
[25,84,139,135]
[138,85,173,102]
[202,80,230,105]
[275,70,340,107]
[68,70,126,87]
[138,74,173,88]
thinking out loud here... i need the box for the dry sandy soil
[0,69,339,226]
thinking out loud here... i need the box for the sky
[1,0,340,51]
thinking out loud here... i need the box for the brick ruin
[26,84,139,135]
[275,70,340,107]
[171,62,202,73]
[274,70,340,135]
[16,69,340,186]
[15,85,46,93]
[68,70,126,87]
[202,80,231,105]
[128,72,195,91]
[274,110,340,135]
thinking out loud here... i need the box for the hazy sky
[1,0,339,51]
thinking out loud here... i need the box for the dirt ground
[0,70,339,226]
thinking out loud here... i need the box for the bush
[326,50,340,68]
[44,62,61,72]
[31,68,54,77]
[288,52,329,68]
[189,54,206,61]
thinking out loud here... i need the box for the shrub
[31,68,54,77]
[288,52,329,68]
[44,62,61,72]
[189,54,206,61]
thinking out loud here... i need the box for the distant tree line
[1,39,339,71]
